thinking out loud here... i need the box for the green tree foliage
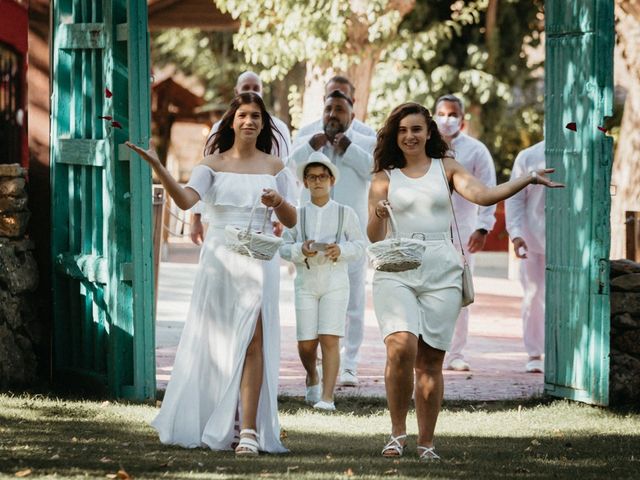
[213,0,411,81]
[369,0,545,180]
[151,29,248,103]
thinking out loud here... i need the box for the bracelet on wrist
[530,171,539,185]
[273,196,285,209]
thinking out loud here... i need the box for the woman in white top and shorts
[368,103,563,461]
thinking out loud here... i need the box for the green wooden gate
[544,0,614,405]
[50,0,155,400]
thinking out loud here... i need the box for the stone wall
[610,259,640,404]
[0,164,39,387]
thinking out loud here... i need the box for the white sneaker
[447,358,470,371]
[313,400,336,411]
[526,359,544,373]
[339,369,359,386]
[305,367,322,404]
[305,383,321,404]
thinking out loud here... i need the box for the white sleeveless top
[386,158,452,235]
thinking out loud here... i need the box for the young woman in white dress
[367,102,563,461]
[126,92,297,456]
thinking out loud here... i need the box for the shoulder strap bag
[438,159,475,307]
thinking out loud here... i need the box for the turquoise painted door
[544,0,614,405]
[50,0,155,399]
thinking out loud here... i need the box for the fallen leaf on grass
[345,467,354,476]
[216,467,228,472]
[531,439,541,446]
[15,469,32,477]
[286,466,299,473]
[71,437,79,442]
[106,469,131,480]
[100,457,113,463]
[383,468,398,475]
[50,454,60,460]
[280,429,288,440]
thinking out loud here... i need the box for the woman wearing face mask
[433,94,497,373]
[368,102,562,461]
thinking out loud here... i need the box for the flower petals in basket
[225,199,283,261]
[366,205,425,272]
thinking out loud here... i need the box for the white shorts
[294,264,350,341]
[372,237,463,351]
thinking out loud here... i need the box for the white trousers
[447,253,475,361]
[340,257,366,371]
[520,252,545,357]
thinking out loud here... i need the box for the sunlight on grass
[1,394,639,479]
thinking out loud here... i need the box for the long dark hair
[373,102,450,173]
[203,92,284,156]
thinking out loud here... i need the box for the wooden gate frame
[50,0,155,400]
[544,0,614,405]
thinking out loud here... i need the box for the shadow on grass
[2,400,639,479]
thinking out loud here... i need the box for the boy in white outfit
[280,152,365,410]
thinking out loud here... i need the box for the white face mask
[435,116,461,137]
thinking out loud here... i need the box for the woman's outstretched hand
[532,168,565,188]
[125,140,161,167]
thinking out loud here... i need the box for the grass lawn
[1,394,639,479]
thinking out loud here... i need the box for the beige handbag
[439,161,475,307]
[225,198,283,260]
[366,205,426,272]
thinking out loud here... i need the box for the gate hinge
[597,258,609,294]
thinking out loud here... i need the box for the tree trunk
[611,3,640,259]
[347,47,381,121]
[485,0,499,72]
[298,0,416,127]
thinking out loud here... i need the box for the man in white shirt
[294,75,376,145]
[505,140,546,373]
[190,71,292,243]
[434,94,497,372]
[289,90,375,386]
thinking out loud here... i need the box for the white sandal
[381,434,407,457]
[230,419,241,449]
[235,429,259,456]
[417,445,440,461]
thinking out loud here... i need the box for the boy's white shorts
[294,264,350,341]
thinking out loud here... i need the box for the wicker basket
[225,199,283,260]
[366,205,425,272]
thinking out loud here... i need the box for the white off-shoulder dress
[151,165,296,454]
